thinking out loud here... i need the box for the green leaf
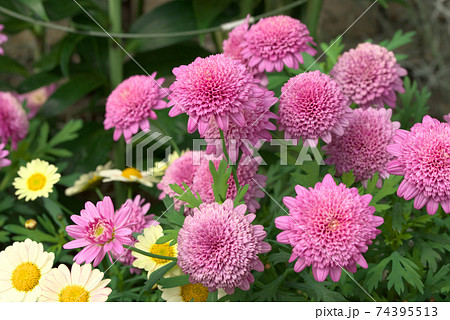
[17,72,60,94]
[48,119,83,147]
[17,0,48,21]
[155,230,179,246]
[192,0,232,29]
[162,196,186,227]
[287,274,347,302]
[268,251,291,266]
[233,184,249,208]
[40,73,105,117]
[341,171,355,187]
[380,30,415,51]
[4,224,58,243]
[320,36,345,72]
[0,55,29,76]
[206,290,218,302]
[169,182,202,209]
[143,261,177,291]
[158,275,190,289]
[209,159,232,202]
[387,252,424,294]
[59,34,86,77]
[365,256,392,292]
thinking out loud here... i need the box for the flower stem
[127,246,177,261]
[219,129,240,190]
[95,187,104,200]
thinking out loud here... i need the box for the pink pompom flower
[112,195,159,273]
[386,115,450,215]
[104,74,167,143]
[277,71,352,147]
[17,84,57,119]
[330,43,407,109]
[240,15,316,73]
[0,143,11,168]
[177,199,271,294]
[324,107,400,188]
[275,174,383,282]
[63,196,133,267]
[0,25,7,55]
[0,92,29,149]
[168,54,265,135]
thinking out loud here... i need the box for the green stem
[304,0,322,40]
[219,130,240,190]
[127,246,177,261]
[95,187,104,200]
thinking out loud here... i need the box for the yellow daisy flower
[65,161,113,196]
[100,167,159,187]
[132,225,178,277]
[40,263,112,302]
[158,268,226,302]
[0,239,54,301]
[13,159,61,201]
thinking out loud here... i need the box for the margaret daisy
[40,263,112,302]
[100,167,159,188]
[0,239,54,301]
[13,159,61,201]
[132,225,178,277]
[65,161,113,196]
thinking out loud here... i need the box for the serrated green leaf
[143,261,177,292]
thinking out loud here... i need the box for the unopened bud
[25,219,37,230]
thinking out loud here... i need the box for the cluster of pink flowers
[177,199,271,294]
[157,151,266,213]
[331,43,407,109]
[0,92,29,149]
[275,174,383,282]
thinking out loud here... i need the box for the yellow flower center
[27,173,47,191]
[59,285,90,302]
[121,168,142,179]
[150,243,176,264]
[11,262,41,292]
[94,225,105,237]
[327,218,340,231]
[87,175,102,186]
[180,283,210,302]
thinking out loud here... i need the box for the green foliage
[169,182,203,209]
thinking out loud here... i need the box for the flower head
[104,74,168,143]
[177,199,271,294]
[0,24,7,55]
[386,115,450,215]
[65,161,113,196]
[330,42,407,109]
[63,196,133,267]
[168,54,264,135]
[324,108,400,187]
[0,239,54,301]
[13,159,61,201]
[132,225,178,277]
[275,174,383,282]
[277,71,352,147]
[0,91,29,149]
[240,15,316,73]
[0,142,11,168]
[40,263,111,302]
[100,167,159,188]
[17,84,57,119]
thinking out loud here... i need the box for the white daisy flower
[100,167,159,187]
[65,161,113,196]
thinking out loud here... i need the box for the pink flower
[202,87,278,162]
[0,143,11,168]
[17,84,57,119]
[275,174,383,282]
[112,195,159,273]
[277,71,352,147]
[386,115,450,215]
[168,54,265,135]
[240,15,316,73]
[444,113,450,124]
[63,196,133,267]
[323,108,400,187]
[192,154,266,213]
[0,92,29,149]
[223,15,268,86]
[330,43,407,109]
[177,199,271,294]
[104,74,167,143]
[0,25,7,55]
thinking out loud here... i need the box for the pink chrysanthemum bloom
[0,143,11,168]
[330,43,407,109]
[192,155,266,213]
[157,151,204,213]
[168,54,264,135]
[240,15,316,73]
[324,108,400,188]
[275,174,383,282]
[17,84,57,119]
[104,74,167,143]
[0,92,29,149]
[444,113,450,124]
[277,71,352,147]
[202,88,278,162]
[386,115,450,215]
[0,25,7,55]
[177,199,271,294]
[63,196,133,267]
[113,195,159,273]
[223,15,268,86]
